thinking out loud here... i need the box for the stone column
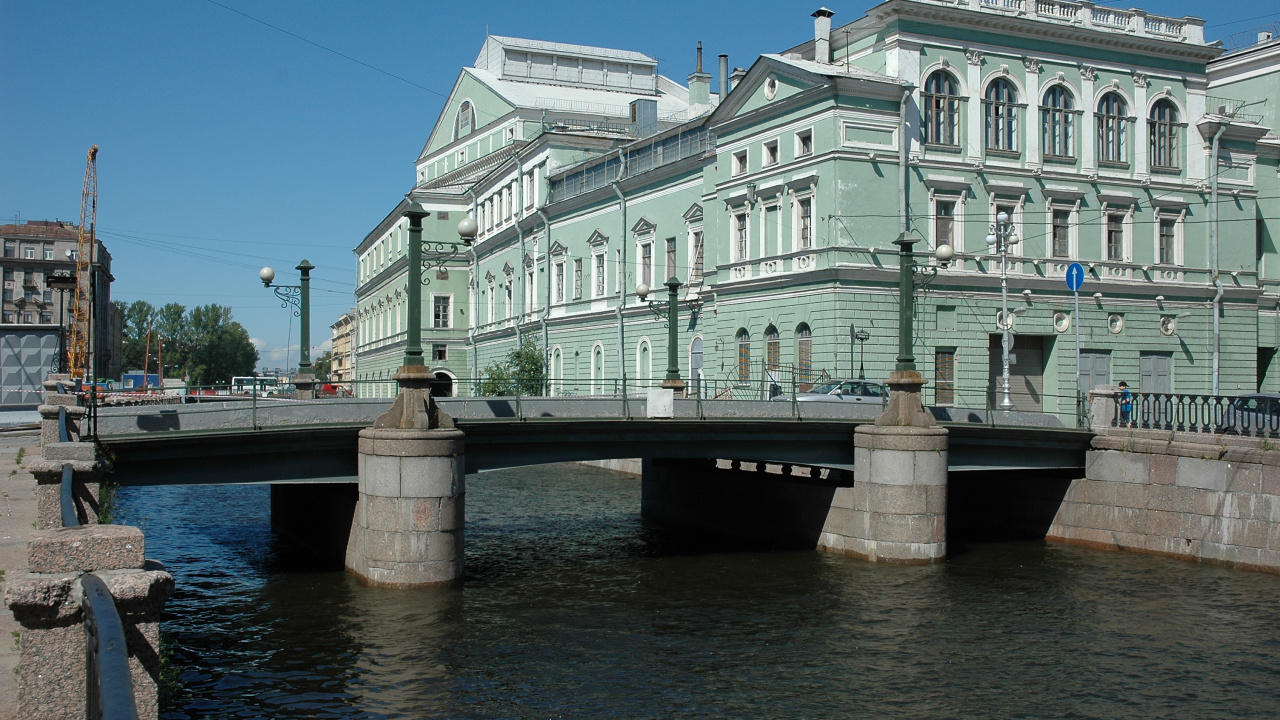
[32,376,102,529]
[819,370,949,564]
[345,367,465,588]
[4,524,174,720]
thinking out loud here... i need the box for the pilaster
[1081,65,1098,174]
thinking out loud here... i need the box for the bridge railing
[1112,392,1276,437]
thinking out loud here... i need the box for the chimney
[630,98,658,138]
[719,54,729,100]
[812,7,835,63]
[730,67,747,92]
[688,42,711,110]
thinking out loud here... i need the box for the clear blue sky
[3,0,1277,371]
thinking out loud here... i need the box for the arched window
[690,336,704,397]
[1149,99,1179,170]
[796,324,813,391]
[1042,85,1075,159]
[550,348,562,396]
[593,345,604,395]
[984,78,1018,152]
[922,71,961,146]
[1097,92,1128,164]
[736,329,751,384]
[638,341,651,386]
[765,325,780,372]
[454,101,475,140]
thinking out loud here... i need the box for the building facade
[329,309,356,384]
[355,1,1280,420]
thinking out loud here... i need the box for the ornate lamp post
[881,234,953,425]
[986,212,1019,409]
[636,276,687,394]
[47,272,78,373]
[850,324,870,380]
[259,260,314,397]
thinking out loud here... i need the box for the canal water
[116,463,1280,719]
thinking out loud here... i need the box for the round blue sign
[1066,262,1085,292]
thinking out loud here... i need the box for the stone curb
[854,425,948,451]
[358,428,464,457]
[27,525,146,574]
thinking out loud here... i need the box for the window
[1158,215,1178,265]
[42,289,51,303]
[993,203,1017,254]
[454,100,475,139]
[615,250,621,292]
[594,253,606,297]
[935,349,955,406]
[573,259,583,299]
[505,126,516,143]
[1,312,10,323]
[1097,92,1127,165]
[796,325,813,390]
[525,268,535,313]
[1106,213,1126,261]
[554,261,565,303]
[732,150,747,176]
[763,140,779,166]
[796,129,813,157]
[2,242,13,258]
[640,240,653,287]
[1052,208,1072,258]
[935,199,956,249]
[691,231,704,283]
[736,330,751,383]
[505,277,514,319]
[487,279,496,324]
[923,70,961,145]
[765,326,780,371]
[23,247,34,259]
[433,344,448,361]
[1042,86,1075,159]
[797,197,813,250]
[456,148,467,166]
[734,212,749,261]
[23,290,32,302]
[523,173,533,208]
[23,312,32,323]
[43,244,53,260]
[1149,99,1179,170]
[1,289,10,302]
[665,237,677,281]
[984,78,1018,152]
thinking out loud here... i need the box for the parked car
[788,379,889,404]
[1218,393,1280,434]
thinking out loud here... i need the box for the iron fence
[1111,392,1271,436]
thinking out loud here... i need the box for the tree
[478,336,546,396]
[110,301,257,385]
[312,350,333,382]
[115,300,155,372]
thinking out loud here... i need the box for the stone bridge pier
[343,374,465,589]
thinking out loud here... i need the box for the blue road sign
[1066,262,1085,292]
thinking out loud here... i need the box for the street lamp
[882,232,952,426]
[46,272,77,374]
[259,260,314,397]
[636,276,686,394]
[986,211,1020,409]
[850,324,870,380]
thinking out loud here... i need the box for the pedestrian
[1118,380,1133,428]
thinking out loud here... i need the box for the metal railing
[1110,392,1280,437]
[55,404,140,719]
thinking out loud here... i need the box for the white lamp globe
[636,283,650,300]
[259,267,275,285]
[985,234,998,246]
[935,243,954,262]
[996,211,1010,224]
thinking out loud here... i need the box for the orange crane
[68,145,97,379]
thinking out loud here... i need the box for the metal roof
[483,35,656,65]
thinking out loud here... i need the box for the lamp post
[47,272,77,374]
[880,233,953,426]
[986,212,1019,410]
[636,276,686,394]
[850,324,870,380]
[259,260,314,397]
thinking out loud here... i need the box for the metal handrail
[81,574,139,720]
[58,406,80,528]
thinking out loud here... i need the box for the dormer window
[732,150,748,176]
[764,140,779,167]
[454,101,475,140]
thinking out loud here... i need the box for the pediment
[502,262,514,275]
[683,203,704,223]
[484,270,495,282]
[523,253,534,268]
[549,240,568,255]
[587,229,610,246]
[631,216,657,235]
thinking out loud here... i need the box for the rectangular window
[1106,213,1125,261]
[554,261,565,303]
[796,129,813,157]
[433,343,448,361]
[2,269,10,281]
[505,279,513,319]
[22,312,31,324]
[640,241,652,287]
[573,259,583,300]
[594,253,605,297]
[23,247,34,259]
[433,295,451,328]
[1159,217,1177,265]
[615,250,621,292]
[691,231,704,283]
[798,198,813,250]
[936,200,955,248]
[457,148,467,165]
[735,212,748,261]
[665,237,677,281]
[42,289,51,303]
[935,349,955,406]
[763,140,779,166]
[23,290,32,302]
[3,242,13,258]
[43,244,53,260]
[524,173,533,208]
[995,203,1017,254]
[487,282,495,324]
[2,312,11,323]
[732,150,747,176]
[39,312,51,324]
[1052,209,1071,258]
[2,289,10,302]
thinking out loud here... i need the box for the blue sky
[3,0,1278,371]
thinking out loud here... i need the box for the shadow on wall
[136,410,180,432]
[946,469,1075,549]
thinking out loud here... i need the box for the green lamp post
[637,276,688,394]
[260,260,314,397]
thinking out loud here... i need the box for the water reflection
[116,465,1280,719]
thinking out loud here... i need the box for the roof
[464,67,691,118]
[478,35,656,68]
[0,221,79,240]
[762,54,904,85]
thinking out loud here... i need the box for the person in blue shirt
[1118,381,1133,428]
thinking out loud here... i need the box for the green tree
[182,304,258,385]
[312,350,333,382]
[478,336,546,396]
[115,299,156,372]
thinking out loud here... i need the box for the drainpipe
[538,208,552,392]
[611,150,628,397]
[899,88,910,240]
[466,188,480,386]
[1211,124,1226,395]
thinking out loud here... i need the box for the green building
[355,2,1280,421]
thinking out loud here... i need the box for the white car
[793,380,888,404]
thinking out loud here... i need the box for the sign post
[1066,262,1085,413]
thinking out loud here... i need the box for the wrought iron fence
[1110,392,1279,437]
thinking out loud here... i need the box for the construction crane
[68,145,97,380]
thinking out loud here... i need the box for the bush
[478,337,546,396]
